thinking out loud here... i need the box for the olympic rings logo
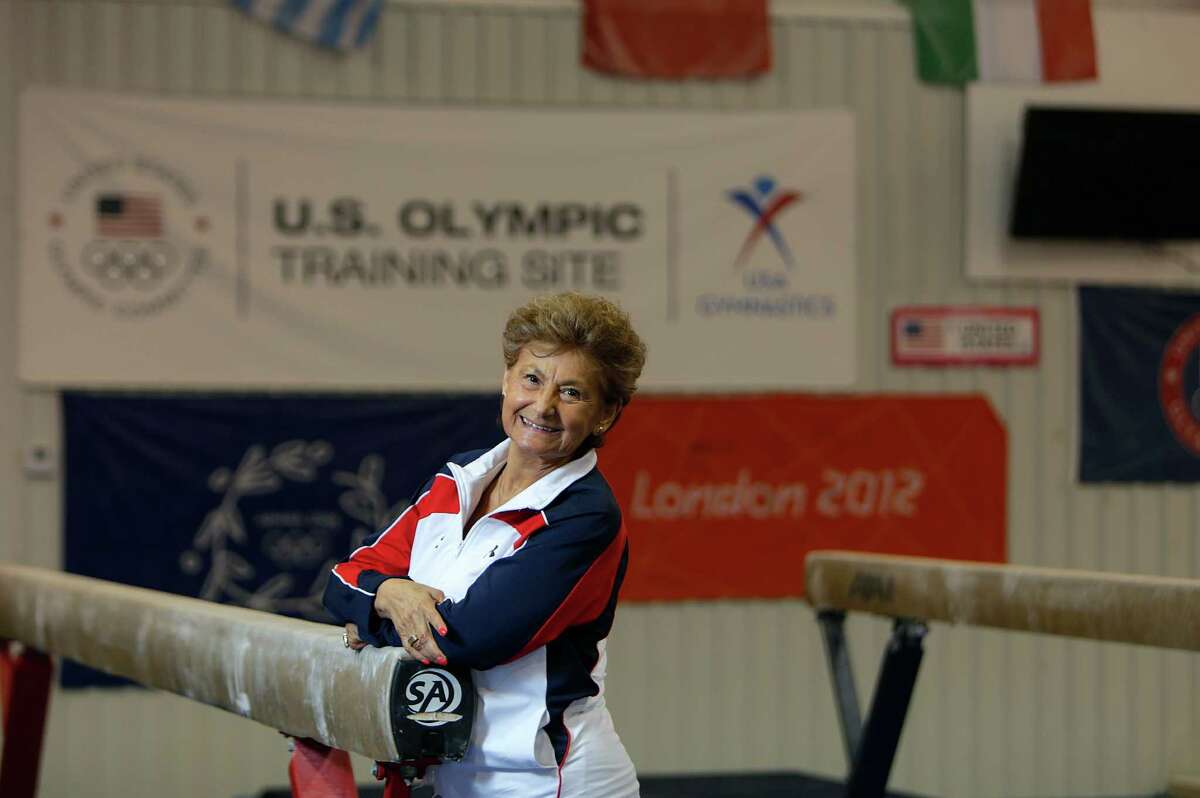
[81,240,179,291]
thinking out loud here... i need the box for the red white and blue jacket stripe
[323,439,629,774]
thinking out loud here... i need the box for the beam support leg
[845,619,927,798]
[817,610,863,766]
[0,640,53,798]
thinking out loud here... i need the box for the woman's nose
[531,387,558,415]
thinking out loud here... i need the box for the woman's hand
[344,623,367,651]
[374,578,448,665]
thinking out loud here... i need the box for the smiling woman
[500,292,645,457]
[502,346,614,464]
[323,292,647,798]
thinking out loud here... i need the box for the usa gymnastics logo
[696,175,832,319]
[727,175,803,270]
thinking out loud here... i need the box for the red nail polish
[438,627,448,635]
[421,658,430,665]
[436,656,447,665]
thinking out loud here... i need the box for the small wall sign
[891,306,1039,366]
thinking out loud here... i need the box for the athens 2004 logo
[47,156,210,317]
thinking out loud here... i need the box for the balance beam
[804,551,1200,797]
[805,550,1200,651]
[0,563,408,762]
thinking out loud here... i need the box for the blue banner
[1080,285,1200,482]
[63,393,503,686]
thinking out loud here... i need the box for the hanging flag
[582,0,771,79]
[231,0,384,51]
[908,0,1097,84]
[61,392,504,686]
[1079,286,1200,482]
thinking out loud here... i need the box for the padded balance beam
[0,563,408,762]
[805,550,1200,651]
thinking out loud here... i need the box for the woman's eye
[523,374,539,385]
[561,388,581,400]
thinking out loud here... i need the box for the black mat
[260,770,922,797]
[259,775,1175,797]
[638,771,921,797]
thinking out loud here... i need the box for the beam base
[0,641,53,798]
[289,737,359,798]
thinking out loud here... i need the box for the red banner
[602,395,1007,601]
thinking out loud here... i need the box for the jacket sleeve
[322,475,436,645]
[377,507,628,670]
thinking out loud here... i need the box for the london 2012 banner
[603,394,1007,600]
[18,88,855,389]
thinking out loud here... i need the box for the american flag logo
[95,193,163,239]
[901,318,943,349]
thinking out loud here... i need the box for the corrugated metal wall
[1,1,1197,796]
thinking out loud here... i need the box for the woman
[323,291,646,798]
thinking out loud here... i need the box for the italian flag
[909,0,1097,84]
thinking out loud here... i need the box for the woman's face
[501,343,617,466]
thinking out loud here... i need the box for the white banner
[19,88,855,389]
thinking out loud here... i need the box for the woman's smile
[518,415,562,434]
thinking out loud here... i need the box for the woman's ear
[599,402,621,431]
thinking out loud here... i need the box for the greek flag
[232,0,384,50]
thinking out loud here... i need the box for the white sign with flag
[891,306,1038,366]
[18,88,855,389]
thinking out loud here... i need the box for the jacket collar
[454,438,597,513]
